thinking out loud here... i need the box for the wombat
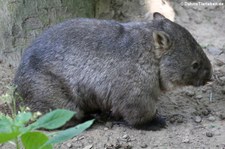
[14,13,212,129]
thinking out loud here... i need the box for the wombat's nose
[202,69,213,85]
[194,69,212,86]
[205,68,212,80]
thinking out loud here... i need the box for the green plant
[0,86,94,149]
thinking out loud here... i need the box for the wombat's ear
[153,12,166,20]
[153,31,171,58]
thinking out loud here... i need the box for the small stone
[182,138,190,143]
[219,113,225,120]
[83,144,93,149]
[202,109,210,116]
[104,127,109,131]
[169,114,184,124]
[219,76,225,82]
[215,59,225,66]
[140,144,148,148]
[195,19,202,24]
[194,116,202,123]
[201,87,207,93]
[120,134,132,142]
[195,95,203,99]
[185,90,195,97]
[78,136,85,140]
[169,117,176,124]
[177,118,184,123]
[122,134,129,139]
[206,132,213,137]
[153,144,159,147]
[66,143,73,148]
[208,116,216,122]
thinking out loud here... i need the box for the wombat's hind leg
[120,97,166,131]
[16,70,84,118]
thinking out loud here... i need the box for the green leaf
[21,132,52,149]
[14,112,32,127]
[0,116,13,133]
[0,131,20,143]
[45,119,94,145]
[30,109,75,130]
[0,115,21,143]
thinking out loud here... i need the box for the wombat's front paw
[135,115,167,131]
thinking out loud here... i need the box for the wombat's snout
[203,68,213,84]
[194,67,212,86]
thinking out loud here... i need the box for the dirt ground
[1,1,225,149]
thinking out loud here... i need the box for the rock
[195,95,203,99]
[202,109,210,116]
[194,116,202,123]
[182,138,190,143]
[206,132,213,137]
[177,118,184,123]
[121,134,132,142]
[208,116,216,122]
[185,90,195,97]
[169,114,184,124]
[207,46,223,56]
[78,136,85,140]
[140,144,148,148]
[169,117,176,123]
[83,144,93,149]
[201,87,207,93]
[194,17,202,24]
[66,143,73,148]
[215,58,225,67]
[219,76,225,82]
[219,113,225,120]
[122,134,129,140]
[195,19,202,24]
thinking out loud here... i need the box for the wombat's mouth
[160,77,212,92]
[193,78,213,87]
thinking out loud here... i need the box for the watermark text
[181,1,224,6]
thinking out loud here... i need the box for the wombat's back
[19,18,156,71]
[14,18,160,124]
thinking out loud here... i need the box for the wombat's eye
[191,61,200,71]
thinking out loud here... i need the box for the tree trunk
[0,0,96,66]
[0,0,174,67]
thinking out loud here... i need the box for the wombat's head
[152,13,212,90]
